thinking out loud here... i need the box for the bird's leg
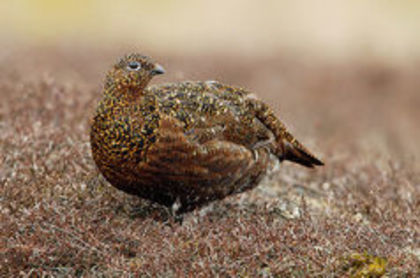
[170,197,184,224]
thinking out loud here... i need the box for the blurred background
[2,0,420,59]
[1,0,420,164]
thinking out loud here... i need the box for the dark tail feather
[282,141,324,168]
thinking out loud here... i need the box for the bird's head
[105,53,165,93]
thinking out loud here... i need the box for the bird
[90,53,324,215]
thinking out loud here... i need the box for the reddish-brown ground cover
[1,48,418,276]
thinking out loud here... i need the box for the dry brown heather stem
[0,48,419,277]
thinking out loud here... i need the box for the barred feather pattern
[90,53,323,213]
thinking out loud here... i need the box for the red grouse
[90,53,323,214]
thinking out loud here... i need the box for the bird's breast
[90,106,157,170]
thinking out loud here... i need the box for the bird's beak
[151,63,165,75]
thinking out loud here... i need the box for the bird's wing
[137,114,272,211]
[148,81,275,149]
[148,81,323,168]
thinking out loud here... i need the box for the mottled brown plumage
[90,53,323,214]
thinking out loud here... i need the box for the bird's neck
[104,84,147,103]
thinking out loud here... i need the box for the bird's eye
[127,61,141,71]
